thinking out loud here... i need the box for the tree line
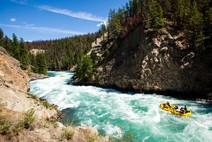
[0,27,99,76]
[104,0,211,51]
[0,29,47,75]
[27,33,100,71]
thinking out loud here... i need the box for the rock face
[30,49,45,55]
[0,46,29,91]
[89,24,212,100]
[0,46,57,119]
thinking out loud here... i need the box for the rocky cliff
[0,47,29,91]
[0,46,57,118]
[87,24,212,101]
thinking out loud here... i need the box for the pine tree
[144,13,151,29]
[149,0,165,29]
[108,9,116,38]
[114,8,124,34]
[19,38,29,69]
[132,0,138,16]
[124,3,130,20]
[83,55,93,80]
[75,50,93,81]
[100,24,107,33]
[172,0,190,28]
[187,1,204,49]
[0,28,4,45]
[30,54,38,73]
[200,0,211,42]
[2,36,12,55]
[75,50,84,80]
[162,0,171,18]
[36,53,47,75]
[129,0,133,17]
[173,0,184,27]
[12,33,20,60]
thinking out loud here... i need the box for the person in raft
[184,106,189,113]
[180,106,187,113]
[166,101,171,107]
[174,105,178,109]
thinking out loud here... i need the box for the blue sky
[0,0,129,41]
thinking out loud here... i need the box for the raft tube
[160,103,192,117]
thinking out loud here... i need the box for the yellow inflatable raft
[160,102,192,117]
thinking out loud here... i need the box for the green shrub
[0,116,11,135]
[26,93,58,110]
[17,109,35,130]
[61,128,75,141]
[24,109,35,126]
[26,92,37,100]
[88,135,98,142]
[40,99,57,110]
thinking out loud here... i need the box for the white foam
[29,71,212,141]
[142,136,150,142]
[104,123,123,138]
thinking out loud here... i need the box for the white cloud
[37,5,106,22]
[23,22,35,27]
[96,21,107,27]
[0,24,84,35]
[25,24,34,27]
[10,18,16,22]
[10,0,27,5]
[96,23,103,27]
[25,39,32,42]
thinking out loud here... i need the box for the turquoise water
[30,71,212,142]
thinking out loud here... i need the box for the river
[29,71,212,142]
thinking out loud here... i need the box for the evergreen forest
[0,0,211,78]
[26,33,100,71]
[105,0,211,50]
[0,29,47,74]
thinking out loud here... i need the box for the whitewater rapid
[30,71,212,142]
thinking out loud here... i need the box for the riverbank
[0,47,109,142]
[0,86,109,142]
[29,73,49,81]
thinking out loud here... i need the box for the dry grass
[60,126,75,141]
[0,106,109,142]
[88,134,99,142]
[26,92,58,110]
[0,98,108,142]
[0,104,36,140]
[0,102,24,123]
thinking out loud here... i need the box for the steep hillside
[72,0,212,102]
[83,23,212,101]
[0,46,56,116]
[0,47,29,91]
